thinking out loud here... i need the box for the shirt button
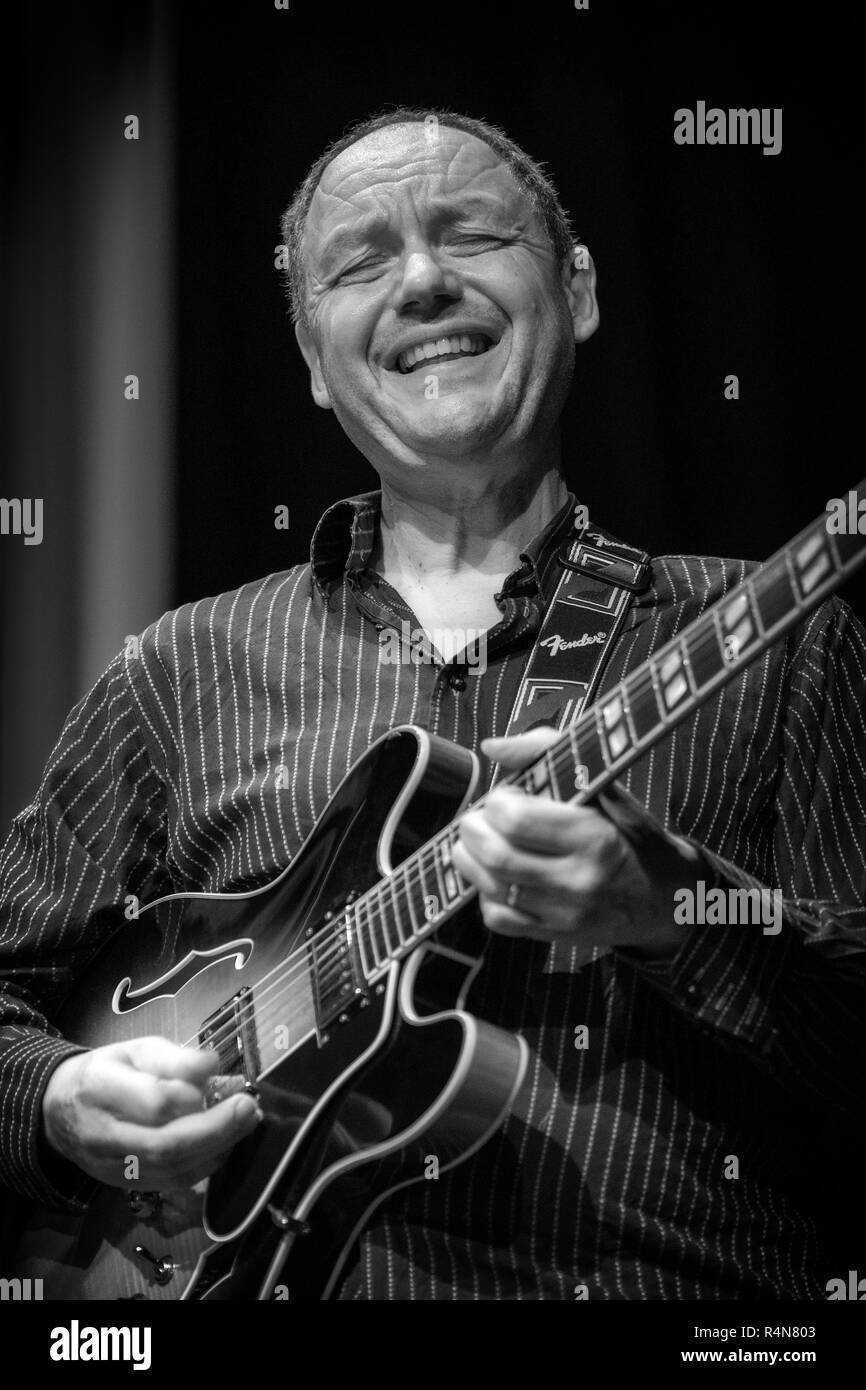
[449,673,467,692]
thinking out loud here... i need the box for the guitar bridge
[199,984,261,1087]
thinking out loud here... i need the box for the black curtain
[172,2,862,628]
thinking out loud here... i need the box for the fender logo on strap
[540,631,606,655]
[111,940,254,1015]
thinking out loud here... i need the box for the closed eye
[447,233,507,250]
[337,255,390,282]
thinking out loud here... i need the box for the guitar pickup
[308,915,364,1032]
[199,984,261,1085]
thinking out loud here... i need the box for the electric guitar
[12,483,866,1300]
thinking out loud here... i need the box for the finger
[88,1063,208,1126]
[457,809,585,884]
[474,786,596,854]
[119,1037,220,1084]
[478,899,547,939]
[481,727,561,771]
[452,835,514,897]
[107,1093,262,1180]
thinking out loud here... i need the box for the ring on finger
[505,882,523,911]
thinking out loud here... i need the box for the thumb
[481,726,560,771]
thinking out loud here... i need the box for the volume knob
[133,1244,177,1285]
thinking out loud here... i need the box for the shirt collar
[309,487,582,598]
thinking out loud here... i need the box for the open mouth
[394,333,496,375]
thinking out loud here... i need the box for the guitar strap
[493,506,652,781]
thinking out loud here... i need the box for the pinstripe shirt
[2,489,865,1299]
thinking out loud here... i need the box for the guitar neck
[340,483,866,985]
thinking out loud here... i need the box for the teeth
[396,333,491,373]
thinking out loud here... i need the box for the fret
[436,831,463,905]
[524,753,555,798]
[399,858,422,938]
[354,893,378,974]
[716,588,759,664]
[566,726,582,793]
[593,703,617,768]
[685,614,729,691]
[428,838,449,913]
[415,844,443,924]
[387,869,411,945]
[374,878,396,956]
[651,643,691,717]
[790,525,833,599]
[752,556,796,636]
[365,887,389,966]
[598,686,634,762]
[445,824,469,896]
[626,673,662,742]
[572,718,606,785]
[544,750,563,799]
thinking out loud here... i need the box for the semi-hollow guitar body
[12,726,529,1300]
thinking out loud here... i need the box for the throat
[384,579,504,664]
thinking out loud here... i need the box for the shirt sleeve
[625,597,866,1117]
[0,650,172,1209]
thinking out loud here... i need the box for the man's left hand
[452,728,702,958]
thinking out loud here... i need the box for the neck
[370,465,569,586]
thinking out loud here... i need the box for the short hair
[279,105,577,328]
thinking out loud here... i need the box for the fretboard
[332,483,866,986]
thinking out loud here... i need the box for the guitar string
[175,556,826,1060]
[175,590,799,1060]
[176,550,836,1060]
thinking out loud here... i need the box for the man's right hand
[42,1037,262,1190]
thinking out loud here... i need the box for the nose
[397,248,462,315]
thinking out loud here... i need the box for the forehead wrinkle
[302,124,543,297]
[311,125,516,225]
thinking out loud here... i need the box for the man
[1,107,865,1300]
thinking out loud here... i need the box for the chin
[397,396,516,453]
[399,421,509,459]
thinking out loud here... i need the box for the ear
[562,244,599,344]
[295,320,332,409]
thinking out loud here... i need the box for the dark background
[174,2,861,604]
[1,0,862,821]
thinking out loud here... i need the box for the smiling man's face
[296,122,598,477]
